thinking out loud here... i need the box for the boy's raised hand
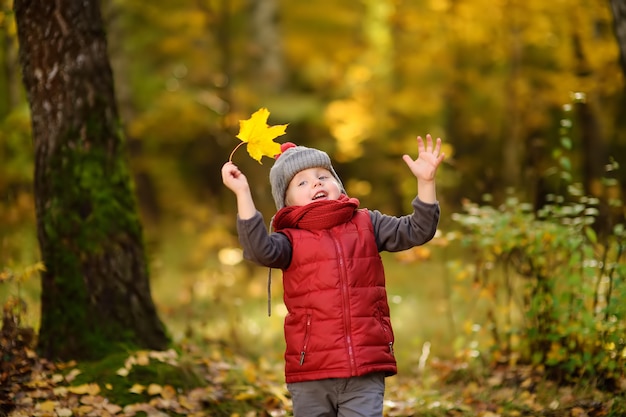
[402,134,445,182]
[222,161,257,219]
[222,161,250,195]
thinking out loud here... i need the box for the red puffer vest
[279,209,397,384]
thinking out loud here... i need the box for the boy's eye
[319,176,328,180]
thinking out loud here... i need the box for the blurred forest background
[1,0,625,385]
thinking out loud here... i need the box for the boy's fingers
[416,136,425,153]
[402,154,416,170]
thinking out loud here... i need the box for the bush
[450,103,625,387]
[452,193,625,385]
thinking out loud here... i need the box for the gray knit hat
[269,142,345,209]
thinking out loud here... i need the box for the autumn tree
[13,0,168,360]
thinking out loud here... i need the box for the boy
[221,134,444,417]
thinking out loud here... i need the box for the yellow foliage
[547,342,565,362]
[0,262,45,284]
[463,320,477,335]
[455,269,470,282]
[394,246,432,264]
[324,99,373,160]
[479,287,495,300]
[243,362,258,383]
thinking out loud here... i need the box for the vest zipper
[300,314,311,365]
[331,232,357,375]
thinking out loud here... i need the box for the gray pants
[287,372,385,417]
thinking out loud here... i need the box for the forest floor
[2,329,625,417]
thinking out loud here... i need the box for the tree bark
[13,0,168,360]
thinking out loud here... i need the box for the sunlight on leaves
[0,270,10,282]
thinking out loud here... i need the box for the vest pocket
[299,314,312,365]
[376,306,394,354]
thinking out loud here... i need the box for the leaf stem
[229,141,246,162]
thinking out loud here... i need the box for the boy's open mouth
[313,191,327,200]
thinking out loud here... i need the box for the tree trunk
[13,0,168,360]
[501,0,524,191]
[247,0,286,93]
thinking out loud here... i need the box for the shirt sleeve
[369,196,440,252]
[236,211,292,269]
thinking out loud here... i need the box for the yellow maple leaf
[230,107,287,163]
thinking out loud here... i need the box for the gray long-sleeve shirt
[237,196,440,270]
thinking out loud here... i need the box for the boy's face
[284,167,342,207]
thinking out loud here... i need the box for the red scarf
[272,194,360,231]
